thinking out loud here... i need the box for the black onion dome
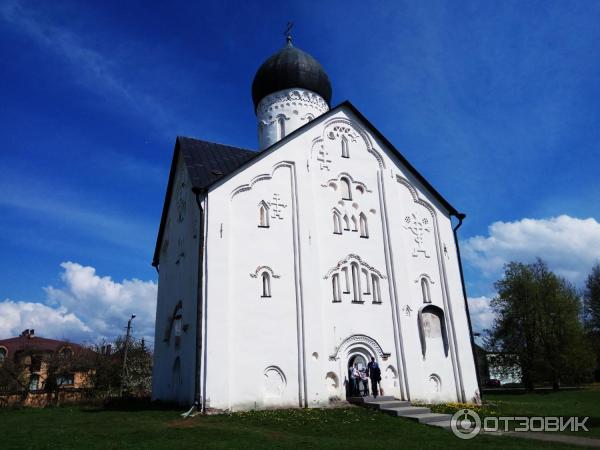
[252,42,332,111]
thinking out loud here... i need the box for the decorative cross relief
[316,144,331,171]
[404,213,431,258]
[402,305,413,316]
[268,193,287,220]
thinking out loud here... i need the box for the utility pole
[120,314,136,397]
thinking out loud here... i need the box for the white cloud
[462,215,600,285]
[468,296,495,333]
[0,300,91,342]
[0,262,157,344]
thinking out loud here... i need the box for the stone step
[348,395,396,404]
[369,400,411,409]
[381,406,431,417]
[401,412,453,424]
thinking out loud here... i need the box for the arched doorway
[330,334,396,399]
[346,352,370,398]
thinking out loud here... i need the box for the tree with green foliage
[583,263,600,379]
[486,259,593,390]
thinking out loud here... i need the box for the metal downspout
[193,189,206,411]
[452,212,482,398]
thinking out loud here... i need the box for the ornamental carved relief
[267,193,287,220]
[323,254,386,280]
[250,266,281,279]
[327,125,358,142]
[404,213,431,258]
[256,88,328,117]
[329,334,391,361]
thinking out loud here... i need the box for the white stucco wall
[152,156,200,405]
[194,104,479,411]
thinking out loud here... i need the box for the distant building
[473,344,522,386]
[0,329,91,392]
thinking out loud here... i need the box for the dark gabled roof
[152,137,256,267]
[177,137,256,190]
[152,102,461,268]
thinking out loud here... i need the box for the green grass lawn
[419,385,600,439]
[0,403,584,449]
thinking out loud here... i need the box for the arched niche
[417,305,449,359]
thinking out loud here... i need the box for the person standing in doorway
[360,368,369,396]
[367,357,381,398]
[351,363,361,397]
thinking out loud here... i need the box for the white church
[151,36,479,411]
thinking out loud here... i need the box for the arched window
[340,177,352,200]
[421,278,431,303]
[332,274,341,302]
[359,213,369,238]
[277,115,286,140]
[341,136,349,158]
[259,202,269,228]
[351,215,358,232]
[342,267,350,293]
[333,211,342,234]
[343,214,350,231]
[261,272,271,298]
[362,269,371,294]
[0,347,6,364]
[351,262,362,302]
[372,275,381,303]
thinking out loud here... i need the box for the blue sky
[1,0,599,343]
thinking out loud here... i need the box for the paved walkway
[489,430,600,448]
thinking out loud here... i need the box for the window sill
[260,295,272,298]
[372,301,382,305]
[332,300,341,303]
[258,225,270,229]
[360,235,369,239]
[333,231,342,235]
[341,155,350,159]
[352,300,365,304]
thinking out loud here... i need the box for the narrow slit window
[351,215,358,231]
[333,211,342,234]
[341,136,349,158]
[372,275,381,303]
[359,213,369,238]
[340,177,352,200]
[262,272,271,297]
[362,269,371,294]
[342,267,350,293]
[343,214,350,231]
[259,202,270,227]
[351,263,362,302]
[421,278,431,303]
[332,274,341,302]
